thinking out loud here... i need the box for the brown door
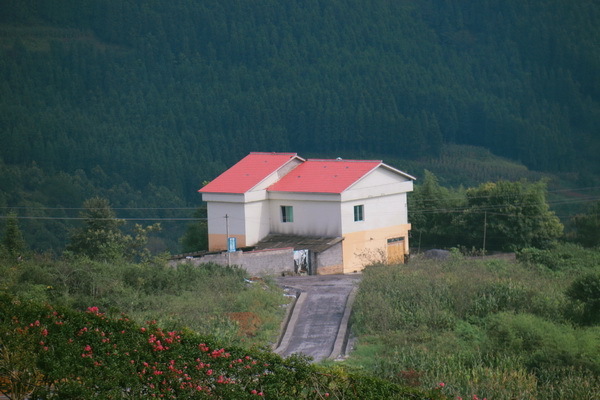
[387,237,405,264]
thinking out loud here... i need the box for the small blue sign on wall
[227,237,236,253]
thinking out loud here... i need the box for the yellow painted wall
[208,234,247,252]
[342,224,410,273]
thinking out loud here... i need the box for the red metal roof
[267,159,382,194]
[199,152,300,194]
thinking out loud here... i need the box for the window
[281,206,294,223]
[354,205,364,222]
[387,237,404,244]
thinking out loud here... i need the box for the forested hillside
[1,0,599,252]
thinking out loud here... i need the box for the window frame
[281,205,294,223]
[353,204,364,222]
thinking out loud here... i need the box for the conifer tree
[66,197,126,261]
[1,212,27,259]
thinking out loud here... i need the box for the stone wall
[315,242,344,275]
[170,243,346,276]
[171,248,295,277]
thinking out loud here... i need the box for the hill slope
[1,0,599,251]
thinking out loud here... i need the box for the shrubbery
[0,293,446,399]
[566,272,600,326]
[349,249,600,400]
[0,255,286,348]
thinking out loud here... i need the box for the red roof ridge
[306,158,382,163]
[198,153,415,195]
[199,152,303,194]
[250,151,299,156]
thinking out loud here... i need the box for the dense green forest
[1,0,599,252]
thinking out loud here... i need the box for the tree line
[1,0,599,197]
[409,171,599,252]
[1,0,599,253]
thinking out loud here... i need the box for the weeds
[348,249,600,399]
[0,256,288,348]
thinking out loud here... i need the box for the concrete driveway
[274,274,362,362]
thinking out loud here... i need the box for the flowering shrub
[0,293,444,399]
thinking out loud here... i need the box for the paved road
[274,274,362,362]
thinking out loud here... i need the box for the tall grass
[0,255,289,348]
[348,250,600,399]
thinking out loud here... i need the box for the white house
[199,152,415,274]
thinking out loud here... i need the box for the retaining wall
[171,248,295,276]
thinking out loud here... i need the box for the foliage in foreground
[0,253,288,348]
[349,248,600,400]
[0,293,446,400]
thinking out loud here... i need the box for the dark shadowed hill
[1,0,599,252]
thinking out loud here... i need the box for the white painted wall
[203,163,414,251]
[244,199,271,245]
[268,198,342,237]
[341,192,408,234]
[342,167,413,202]
[339,166,412,234]
[205,200,246,237]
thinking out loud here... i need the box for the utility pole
[225,214,230,266]
[482,211,487,256]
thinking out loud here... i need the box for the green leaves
[569,201,600,248]
[0,212,27,259]
[0,293,438,399]
[66,197,161,262]
[410,173,564,251]
[66,197,126,261]
[349,250,600,399]
[460,180,563,251]
[566,272,600,326]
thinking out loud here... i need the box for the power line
[0,206,201,211]
[2,194,598,216]
[0,216,206,221]
[409,195,600,214]
[0,186,598,212]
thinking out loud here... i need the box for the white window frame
[354,204,364,222]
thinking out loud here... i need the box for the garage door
[387,237,405,264]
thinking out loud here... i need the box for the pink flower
[438,382,445,387]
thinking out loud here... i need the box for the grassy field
[346,244,600,400]
[0,255,289,348]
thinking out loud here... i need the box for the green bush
[485,312,600,373]
[349,250,600,400]
[0,293,444,400]
[1,256,287,348]
[468,279,532,317]
[517,243,600,271]
[566,272,600,325]
[535,366,600,400]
